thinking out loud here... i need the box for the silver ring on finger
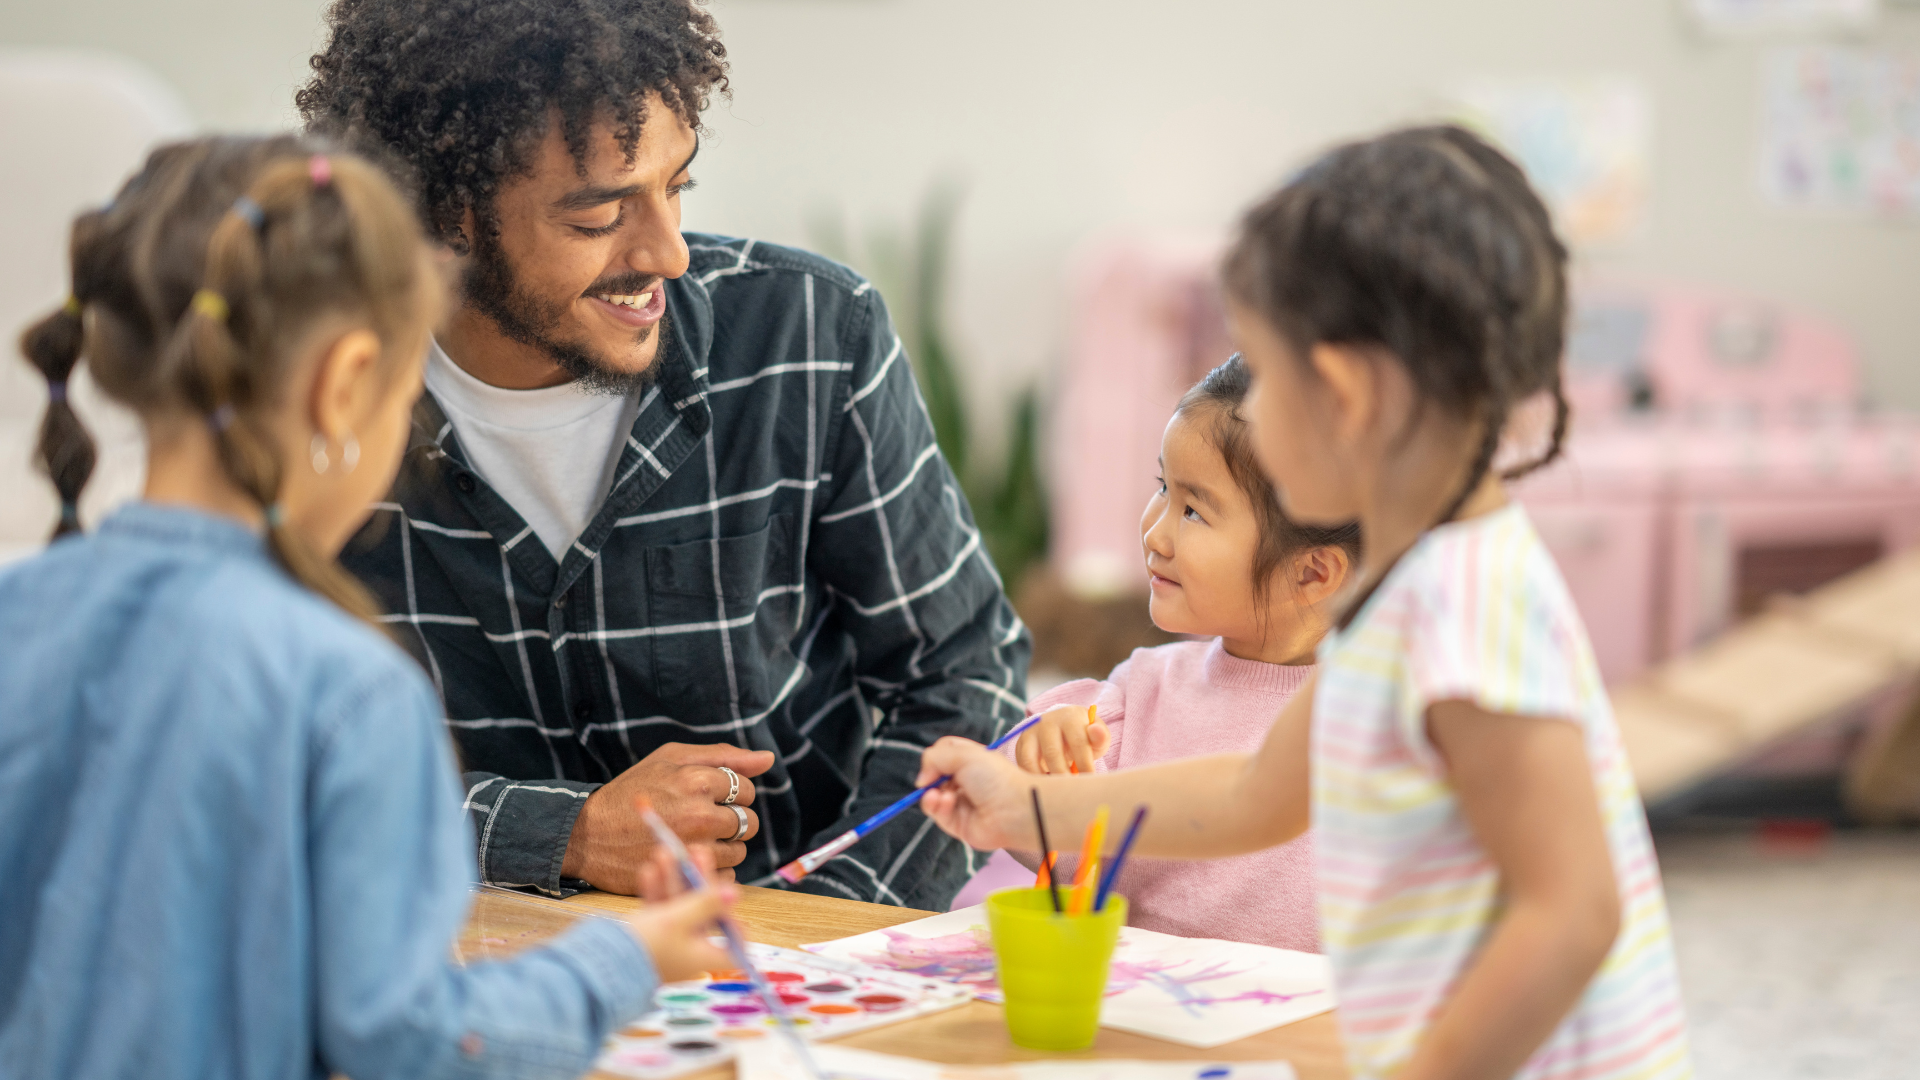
[717,765,741,806]
[727,803,751,842]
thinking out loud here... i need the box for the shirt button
[454,473,476,494]
[553,594,568,609]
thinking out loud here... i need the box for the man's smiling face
[452,91,699,392]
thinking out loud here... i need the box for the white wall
[6,0,1919,458]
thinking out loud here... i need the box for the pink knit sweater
[1020,639,1320,952]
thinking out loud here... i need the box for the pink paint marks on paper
[847,925,1323,1017]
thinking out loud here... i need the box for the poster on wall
[1761,48,1920,216]
[1451,78,1653,247]
[1686,0,1879,35]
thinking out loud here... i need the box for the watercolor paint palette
[593,943,973,1080]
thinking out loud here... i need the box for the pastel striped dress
[1313,504,1691,1080]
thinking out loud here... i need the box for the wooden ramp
[1616,548,1920,821]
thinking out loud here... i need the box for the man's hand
[562,742,775,893]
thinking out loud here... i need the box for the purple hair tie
[232,196,266,231]
[47,381,68,404]
[209,404,237,433]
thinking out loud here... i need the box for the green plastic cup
[986,887,1127,1051]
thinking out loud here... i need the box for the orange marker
[1068,860,1099,915]
[1067,805,1109,914]
[1034,850,1058,889]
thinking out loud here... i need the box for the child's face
[1229,300,1363,526]
[1139,412,1268,642]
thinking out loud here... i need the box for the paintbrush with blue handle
[777,706,1095,884]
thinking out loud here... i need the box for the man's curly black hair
[297,0,729,249]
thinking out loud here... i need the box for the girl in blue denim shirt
[0,135,734,1080]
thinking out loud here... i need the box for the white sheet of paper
[803,905,1335,1049]
[736,1040,1299,1080]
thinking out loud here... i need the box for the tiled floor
[1659,828,1920,1080]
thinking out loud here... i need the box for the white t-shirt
[423,340,639,561]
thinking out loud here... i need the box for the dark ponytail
[21,299,95,539]
[1223,124,1572,530]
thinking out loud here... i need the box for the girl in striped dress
[919,125,1692,1080]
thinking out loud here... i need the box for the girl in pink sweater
[1007,356,1358,951]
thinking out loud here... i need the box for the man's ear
[1307,343,1377,448]
[309,328,385,443]
[1293,544,1352,607]
[447,206,478,258]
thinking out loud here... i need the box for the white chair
[0,49,191,564]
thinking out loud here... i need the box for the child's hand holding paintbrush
[636,797,833,1080]
[624,819,741,982]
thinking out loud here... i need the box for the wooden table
[458,886,1348,1080]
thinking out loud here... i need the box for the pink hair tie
[309,155,333,189]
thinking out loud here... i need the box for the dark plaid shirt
[341,235,1030,908]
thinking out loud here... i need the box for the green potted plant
[811,180,1049,595]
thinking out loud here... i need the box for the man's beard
[463,227,666,397]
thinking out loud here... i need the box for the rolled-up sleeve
[458,771,594,896]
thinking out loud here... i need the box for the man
[297,0,1029,908]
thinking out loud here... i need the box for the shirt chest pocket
[643,514,800,723]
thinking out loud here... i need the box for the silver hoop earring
[310,434,331,474]
[340,433,360,475]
